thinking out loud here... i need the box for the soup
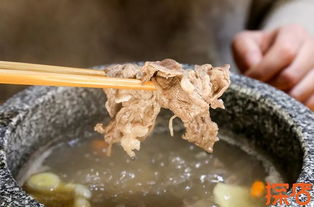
[19,130,280,207]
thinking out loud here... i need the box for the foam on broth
[19,130,279,207]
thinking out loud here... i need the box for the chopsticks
[0,61,156,90]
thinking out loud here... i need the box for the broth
[20,130,279,207]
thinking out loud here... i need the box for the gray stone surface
[0,70,313,207]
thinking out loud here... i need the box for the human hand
[232,25,314,111]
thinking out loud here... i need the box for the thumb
[232,31,265,73]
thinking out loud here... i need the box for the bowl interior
[3,83,303,186]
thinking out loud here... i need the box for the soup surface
[20,130,278,207]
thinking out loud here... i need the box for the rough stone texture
[0,67,313,207]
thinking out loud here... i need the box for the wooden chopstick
[0,61,106,76]
[0,62,156,90]
[0,68,156,90]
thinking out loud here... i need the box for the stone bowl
[0,71,313,207]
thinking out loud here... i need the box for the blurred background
[0,0,254,103]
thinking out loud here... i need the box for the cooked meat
[95,59,230,157]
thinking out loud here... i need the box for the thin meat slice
[95,59,230,157]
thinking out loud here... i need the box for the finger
[269,38,314,90]
[257,29,277,54]
[246,26,306,82]
[232,31,264,72]
[289,69,314,103]
[305,95,314,111]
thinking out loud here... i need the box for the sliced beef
[95,59,230,157]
